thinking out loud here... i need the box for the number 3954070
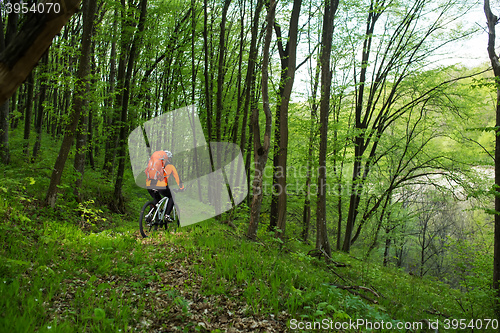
[4,2,61,14]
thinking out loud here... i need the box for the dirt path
[47,232,289,332]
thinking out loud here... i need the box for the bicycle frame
[146,196,177,226]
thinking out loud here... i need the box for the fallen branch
[425,308,451,318]
[357,285,380,298]
[332,284,379,304]
[221,220,236,229]
[307,248,349,267]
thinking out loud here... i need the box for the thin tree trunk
[316,0,339,258]
[383,231,391,266]
[216,0,231,142]
[3,5,18,157]
[45,0,97,208]
[240,0,263,169]
[0,100,8,164]
[23,73,34,159]
[88,106,95,169]
[231,0,246,145]
[113,0,148,212]
[247,0,276,240]
[32,52,49,162]
[11,85,23,129]
[0,9,10,164]
[203,0,213,142]
[342,1,379,252]
[484,0,500,318]
[269,0,302,240]
[302,14,320,242]
[366,195,391,258]
[103,12,118,175]
[73,101,90,197]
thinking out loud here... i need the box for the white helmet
[164,150,173,158]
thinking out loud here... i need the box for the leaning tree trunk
[342,1,380,253]
[247,0,275,240]
[484,0,500,320]
[45,0,97,208]
[0,0,81,105]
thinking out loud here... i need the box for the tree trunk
[32,52,49,162]
[269,0,302,239]
[23,73,34,159]
[103,12,118,175]
[342,1,380,252]
[0,0,81,105]
[315,0,339,258]
[11,85,23,129]
[383,231,391,266]
[73,100,90,197]
[203,0,213,142]
[216,0,231,142]
[0,100,8,164]
[484,0,500,319]
[302,10,321,242]
[0,9,10,164]
[45,0,97,208]
[88,106,95,169]
[113,0,148,212]
[239,0,263,173]
[230,0,246,145]
[247,0,275,240]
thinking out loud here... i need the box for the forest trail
[44,230,289,332]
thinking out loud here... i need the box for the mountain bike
[139,190,180,238]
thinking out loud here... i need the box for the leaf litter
[45,231,290,332]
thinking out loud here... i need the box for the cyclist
[145,150,184,222]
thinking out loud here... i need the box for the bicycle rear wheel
[139,201,158,238]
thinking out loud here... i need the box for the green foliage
[75,199,110,232]
[0,0,497,330]
[0,157,497,332]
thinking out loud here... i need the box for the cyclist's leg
[147,189,162,205]
[161,187,174,215]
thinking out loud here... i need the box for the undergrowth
[0,129,497,332]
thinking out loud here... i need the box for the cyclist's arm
[165,164,184,189]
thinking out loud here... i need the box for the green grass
[0,128,497,332]
[0,180,497,332]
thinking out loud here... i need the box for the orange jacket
[146,157,184,189]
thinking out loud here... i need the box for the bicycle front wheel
[139,201,158,238]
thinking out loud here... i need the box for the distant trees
[341,0,473,252]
